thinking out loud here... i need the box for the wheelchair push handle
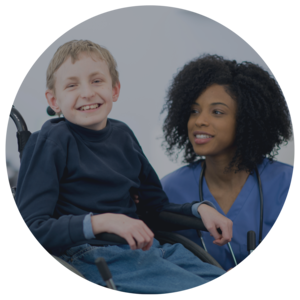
[10,106,32,160]
[95,257,117,290]
[247,230,256,253]
[10,106,28,132]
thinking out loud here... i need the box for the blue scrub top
[161,158,293,270]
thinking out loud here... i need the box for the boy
[16,40,232,293]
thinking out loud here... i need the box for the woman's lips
[194,136,213,144]
[193,133,213,145]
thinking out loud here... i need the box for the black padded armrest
[95,232,127,244]
[158,211,207,231]
[94,212,207,245]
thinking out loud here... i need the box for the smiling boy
[46,52,119,131]
[15,40,232,293]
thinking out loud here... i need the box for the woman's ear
[45,90,61,113]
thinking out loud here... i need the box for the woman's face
[187,84,237,159]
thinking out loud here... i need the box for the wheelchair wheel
[154,231,223,270]
[53,255,85,278]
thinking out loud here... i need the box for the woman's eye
[190,109,199,114]
[67,84,76,88]
[213,110,223,115]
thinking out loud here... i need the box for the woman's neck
[205,157,249,190]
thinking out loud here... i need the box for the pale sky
[6,6,294,179]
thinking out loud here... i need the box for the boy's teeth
[196,134,212,138]
[80,104,99,111]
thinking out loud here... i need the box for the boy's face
[46,52,120,131]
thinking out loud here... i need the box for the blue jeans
[59,239,225,294]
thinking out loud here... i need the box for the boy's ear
[112,82,121,102]
[45,90,61,113]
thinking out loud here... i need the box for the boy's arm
[15,135,87,252]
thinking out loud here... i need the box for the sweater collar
[65,119,112,142]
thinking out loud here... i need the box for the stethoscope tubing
[198,160,264,266]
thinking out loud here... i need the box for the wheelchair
[9,105,224,289]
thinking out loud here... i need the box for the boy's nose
[80,85,95,99]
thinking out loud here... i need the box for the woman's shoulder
[261,157,293,175]
[259,158,293,189]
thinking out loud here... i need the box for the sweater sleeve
[15,133,86,252]
[137,162,199,217]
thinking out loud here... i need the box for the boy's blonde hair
[46,40,119,92]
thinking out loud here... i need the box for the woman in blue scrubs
[160,55,293,271]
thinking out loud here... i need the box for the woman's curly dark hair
[161,54,293,172]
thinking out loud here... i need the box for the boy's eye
[67,84,76,88]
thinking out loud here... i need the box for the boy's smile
[77,103,101,111]
[46,52,120,131]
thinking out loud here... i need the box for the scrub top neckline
[193,158,269,221]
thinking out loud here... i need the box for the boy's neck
[66,118,108,131]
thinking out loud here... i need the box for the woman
[160,54,293,271]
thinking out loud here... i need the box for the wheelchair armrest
[141,211,208,232]
[158,211,207,231]
[94,212,207,245]
[95,232,127,244]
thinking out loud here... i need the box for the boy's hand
[198,204,233,246]
[91,213,154,251]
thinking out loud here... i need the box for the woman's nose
[195,113,209,127]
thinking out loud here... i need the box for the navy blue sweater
[16,118,197,254]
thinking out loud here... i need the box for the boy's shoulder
[28,118,72,149]
[21,118,71,164]
[108,118,138,139]
[108,118,144,151]
[40,117,69,136]
[109,118,132,132]
[39,118,70,140]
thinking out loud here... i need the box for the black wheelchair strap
[17,130,31,159]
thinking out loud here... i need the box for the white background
[5,4,294,179]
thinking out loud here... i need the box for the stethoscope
[198,160,264,266]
